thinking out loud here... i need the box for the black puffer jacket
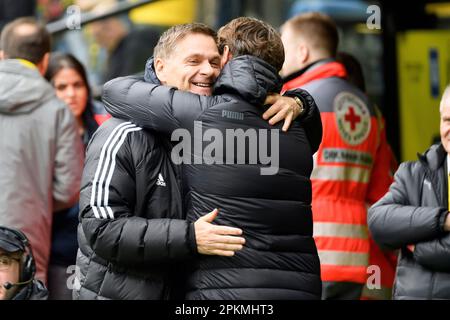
[103,55,323,300]
[369,143,450,299]
[74,118,195,300]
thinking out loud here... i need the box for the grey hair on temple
[440,84,450,114]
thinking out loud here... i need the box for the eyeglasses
[0,255,20,271]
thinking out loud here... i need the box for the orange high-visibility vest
[283,61,386,284]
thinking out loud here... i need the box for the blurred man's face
[440,97,450,153]
[0,250,20,300]
[90,18,126,51]
[280,24,307,77]
[155,33,221,96]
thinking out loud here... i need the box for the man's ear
[220,45,232,68]
[298,43,309,64]
[0,50,4,60]
[154,57,166,83]
[37,52,50,75]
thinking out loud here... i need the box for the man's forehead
[441,106,450,121]
[442,97,450,112]
[172,33,219,54]
[443,108,450,117]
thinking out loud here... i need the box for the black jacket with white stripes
[74,118,196,300]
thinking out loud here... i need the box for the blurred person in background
[337,51,398,300]
[89,0,161,82]
[280,12,388,299]
[44,52,109,299]
[0,226,48,300]
[369,85,450,300]
[0,17,83,284]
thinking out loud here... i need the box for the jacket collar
[143,57,161,85]
[0,59,41,78]
[419,143,447,171]
[281,58,347,92]
[213,55,282,105]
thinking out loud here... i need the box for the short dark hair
[0,17,51,64]
[218,17,284,72]
[154,23,217,59]
[284,12,338,58]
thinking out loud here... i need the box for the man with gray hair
[369,85,450,299]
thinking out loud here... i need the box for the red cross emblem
[344,106,361,131]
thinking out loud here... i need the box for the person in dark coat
[0,226,48,300]
[369,85,450,299]
[103,17,323,300]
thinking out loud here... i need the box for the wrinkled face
[52,68,89,119]
[156,33,221,96]
[441,98,450,153]
[0,250,20,300]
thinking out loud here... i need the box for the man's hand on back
[263,94,303,132]
[194,208,246,256]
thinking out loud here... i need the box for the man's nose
[199,61,214,76]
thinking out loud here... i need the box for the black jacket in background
[369,143,450,299]
[103,55,323,300]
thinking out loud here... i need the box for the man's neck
[282,58,333,83]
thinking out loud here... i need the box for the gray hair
[153,23,217,59]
